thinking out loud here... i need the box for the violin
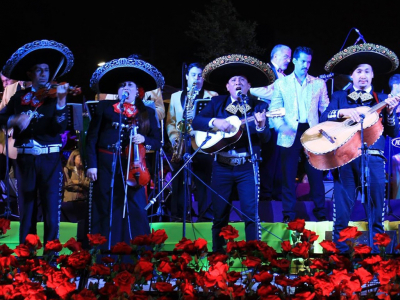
[124,119,151,188]
[35,81,82,100]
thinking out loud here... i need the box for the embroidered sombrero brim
[324,43,399,75]
[2,40,74,82]
[90,57,165,94]
[203,54,276,87]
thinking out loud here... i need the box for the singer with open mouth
[191,54,274,253]
[85,57,163,260]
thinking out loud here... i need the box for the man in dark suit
[320,43,400,253]
[0,39,73,248]
[192,54,275,252]
[250,44,292,201]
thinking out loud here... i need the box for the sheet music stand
[193,99,211,117]
[66,103,83,132]
[85,101,99,120]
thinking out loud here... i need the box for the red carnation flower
[320,240,339,253]
[354,244,372,255]
[154,281,174,292]
[373,232,391,247]
[14,244,31,258]
[90,263,111,276]
[291,241,311,258]
[0,218,11,235]
[63,237,83,252]
[338,226,363,242]
[149,228,168,244]
[113,270,135,295]
[354,266,374,285]
[287,218,305,233]
[45,239,63,253]
[242,255,261,267]
[281,240,292,252]
[25,234,42,249]
[301,229,319,243]
[111,241,132,255]
[219,224,239,240]
[131,234,151,246]
[253,270,273,283]
[87,233,107,246]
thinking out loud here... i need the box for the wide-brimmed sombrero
[2,39,74,81]
[325,43,399,75]
[90,57,165,94]
[202,54,276,87]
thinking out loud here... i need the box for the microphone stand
[106,100,125,250]
[359,115,373,250]
[238,93,261,241]
[144,133,213,235]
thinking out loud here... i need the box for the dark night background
[1,1,400,100]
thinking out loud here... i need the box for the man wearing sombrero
[86,57,162,254]
[0,39,73,249]
[320,43,400,253]
[192,54,274,253]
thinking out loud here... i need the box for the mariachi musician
[320,43,400,254]
[86,57,163,251]
[0,39,74,249]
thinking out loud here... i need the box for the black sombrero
[2,39,74,81]
[325,43,399,75]
[89,57,165,94]
[202,54,276,87]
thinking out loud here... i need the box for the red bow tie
[113,102,138,118]
[21,91,44,108]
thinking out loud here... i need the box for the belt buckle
[231,158,241,166]
[31,147,42,156]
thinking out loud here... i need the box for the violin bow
[50,57,65,82]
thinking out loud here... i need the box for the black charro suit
[192,94,270,252]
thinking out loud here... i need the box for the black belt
[216,154,250,166]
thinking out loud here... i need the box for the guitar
[194,108,285,154]
[300,101,388,170]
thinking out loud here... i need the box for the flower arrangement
[0,217,399,299]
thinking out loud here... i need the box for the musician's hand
[213,118,234,133]
[385,95,400,115]
[133,134,145,144]
[254,109,266,128]
[87,168,97,181]
[338,108,362,122]
[8,114,31,131]
[57,82,69,107]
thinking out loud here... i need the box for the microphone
[120,91,129,104]
[355,28,366,44]
[236,89,247,101]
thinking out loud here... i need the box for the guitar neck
[368,101,387,114]
[240,116,255,125]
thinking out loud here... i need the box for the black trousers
[259,127,282,200]
[280,123,326,220]
[15,153,62,246]
[91,152,150,250]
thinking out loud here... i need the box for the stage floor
[3,220,400,255]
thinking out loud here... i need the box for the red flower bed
[0,218,399,299]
